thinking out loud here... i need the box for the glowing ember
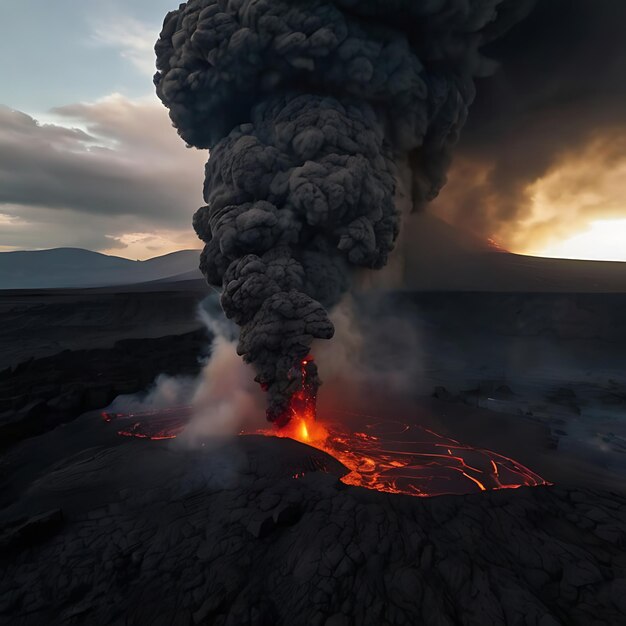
[254,411,548,496]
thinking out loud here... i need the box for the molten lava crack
[253,412,548,497]
[103,356,548,496]
[103,409,548,498]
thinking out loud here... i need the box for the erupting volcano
[140,0,549,497]
[154,0,536,426]
[103,358,548,497]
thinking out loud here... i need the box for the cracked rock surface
[1,427,625,626]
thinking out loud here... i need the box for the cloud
[3,0,624,263]
[101,230,200,259]
[0,212,26,227]
[0,95,207,257]
[90,17,158,76]
[429,0,626,257]
[517,135,626,251]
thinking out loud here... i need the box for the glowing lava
[102,357,550,497]
[254,358,547,495]
[266,358,328,443]
[268,356,322,427]
[254,409,548,496]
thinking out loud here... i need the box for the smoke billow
[314,295,426,422]
[154,0,534,424]
[106,295,266,439]
[430,0,626,252]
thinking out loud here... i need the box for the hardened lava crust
[1,433,625,626]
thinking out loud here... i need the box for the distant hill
[2,215,625,292]
[0,248,202,290]
[402,213,626,292]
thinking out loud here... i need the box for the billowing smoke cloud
[154,0,534,424]
[430,0,626,253]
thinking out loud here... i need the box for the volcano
[103,359,548,498]
[5,286,626,625]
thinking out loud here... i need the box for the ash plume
[430,0,626,250]
[154,0,534,424]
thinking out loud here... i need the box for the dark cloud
[431,0,626,248]
[0,96,205,255]
[155,0,533,423]
[0,108,167,219]
[0,98,206,253]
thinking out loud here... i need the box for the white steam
[180,334,264,445]
[105,294,265,445]
[105,291,425,439]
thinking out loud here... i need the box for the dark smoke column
[155,0,534,426]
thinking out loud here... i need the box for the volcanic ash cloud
[154,0,534,425]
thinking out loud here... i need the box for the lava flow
[102,358,549,497]
[255,358,547,495]
[270,413,548,496]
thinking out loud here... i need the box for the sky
[0,0,625,261]
[0,0,205,259]
[431,0,626,262]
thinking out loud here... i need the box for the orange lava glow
[254,409,549,497]
[254,358,548,495]
[102,358,549,497]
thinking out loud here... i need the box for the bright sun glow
[504,135,626,262]
[538,219,626,263]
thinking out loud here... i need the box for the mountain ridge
[2,213,625,292]
[0,248,202,290]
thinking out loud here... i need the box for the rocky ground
[0,281,207,370]
[0,282,211,451]
[1,422,625,626]
[0,329,208,451]
[2,287,626,624]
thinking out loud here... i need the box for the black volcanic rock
[1,435,625,625]
[0,509,64,555]
[432,386,457,402]
[494,385,515,399]
[1,286,626,623]
[546,387,582,415]
[0,329,209,450]
[0,284,208,371]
